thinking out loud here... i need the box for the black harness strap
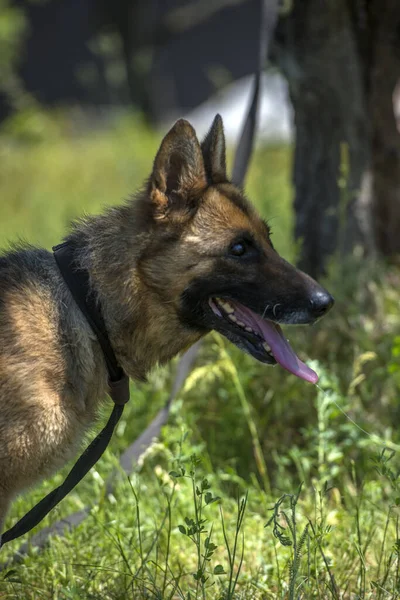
[0,242,129,548]
[53,242,128,391]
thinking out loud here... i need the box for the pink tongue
[230,302,318,384]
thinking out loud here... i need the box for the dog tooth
[262,342,272,353]
[245,326,252,332]
[221,301,234,314]
[237,320,245,327]
[216,296,235,315]
[228,314,238,322]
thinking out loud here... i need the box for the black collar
[53,241,130,405]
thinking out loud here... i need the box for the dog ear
[201,114,227,184]
[150,119,207,219]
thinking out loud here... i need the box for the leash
[0,243,130,548]
[232,0,277,186]
[0,0,278,555]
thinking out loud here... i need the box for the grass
[1,110,400,598]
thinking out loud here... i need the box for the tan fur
[0,278,105,532]
[0,115,332,535]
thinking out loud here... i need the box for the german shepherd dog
[0,115,333,534]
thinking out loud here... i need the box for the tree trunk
[272,0,400,277]
[368,1,400,257]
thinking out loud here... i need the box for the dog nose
[309,289,334,318]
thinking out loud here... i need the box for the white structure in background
[395,82,400,133]
[184,73,400,142]
[185,71,293,145]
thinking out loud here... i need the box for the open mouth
[208,297,318,384]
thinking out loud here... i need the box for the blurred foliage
[1,111,400,597]
[0,0,27,105]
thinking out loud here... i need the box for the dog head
[137,115,333,383]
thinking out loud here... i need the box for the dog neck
[65,200,203,382]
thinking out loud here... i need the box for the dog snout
[309,288,334,318]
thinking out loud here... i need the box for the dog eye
[230,241,247,256]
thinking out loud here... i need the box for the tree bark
[272,0,400,277]
[368,1,400,257]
